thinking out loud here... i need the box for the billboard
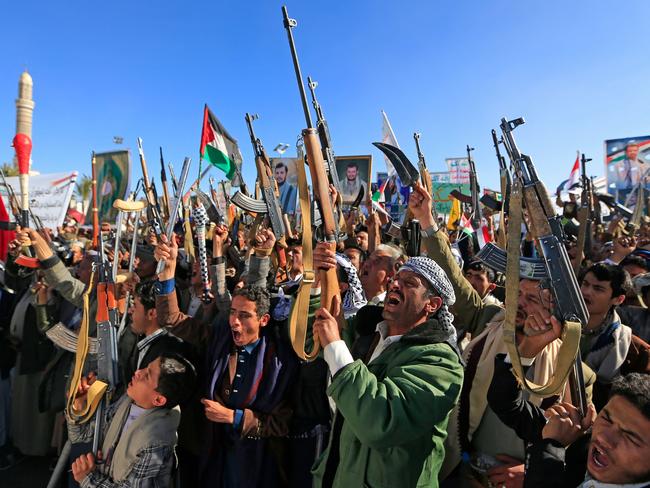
[431,182,471,215]
[605,136,650,203]
[1,171,78,230]
[446,158,470,184]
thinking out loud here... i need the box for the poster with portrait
[269,157,301,214]
[604,136,650,204]
[335,155,372,204]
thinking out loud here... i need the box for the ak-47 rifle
[467,144,482,231]
[491,129,511,209]
[283,5,341,360]
[92,230,120,454]
[500,116,588,418]
[414,133,433,195]
[307,77,344,235]
[137,138,165,239]
[491,129,511,247]
[574,153,594,274]
[230,114,287,242]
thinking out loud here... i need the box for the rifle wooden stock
[303,129,340,311]
[96,282,117,323]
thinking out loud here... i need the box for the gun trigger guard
[302,270,316,284]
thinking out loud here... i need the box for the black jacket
[487,354,588,488]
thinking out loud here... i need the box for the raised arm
[154,234,208,347]
[409,182,494,336]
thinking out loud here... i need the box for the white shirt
[122,403,148,434]
[136,328,166,369]
[323,321,403,376]
[368,291,387,306]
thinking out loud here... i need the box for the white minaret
[16,70,35,138]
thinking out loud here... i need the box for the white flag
[381,110,399,177]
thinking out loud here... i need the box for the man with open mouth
[524,372,650,487]
[310,250,464,487]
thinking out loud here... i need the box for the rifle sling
[503,180,581,397]
[65,270,108,424]
[289,156,318,361]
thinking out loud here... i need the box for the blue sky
[1,1,649,195]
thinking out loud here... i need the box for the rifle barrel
[282,6,313,128]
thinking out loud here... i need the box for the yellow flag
[447,197,461,231]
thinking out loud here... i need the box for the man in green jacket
[310,250,464,488]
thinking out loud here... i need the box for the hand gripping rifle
[283,5,341,360]
[230,114,287,242]
[500,116,588,417]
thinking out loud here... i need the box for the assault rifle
[574,153,594,273]
[230,114,286,241]
[491,128,511,211]
[307,77,344,236]
[93,230,120,454]
[500,116,588,417]
[283,5,341,360]
[467,144,482,230]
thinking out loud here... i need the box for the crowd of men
[0,178,649,488]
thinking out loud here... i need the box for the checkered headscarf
[398,256,456,339]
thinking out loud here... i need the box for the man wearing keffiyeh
[310,245,464,487]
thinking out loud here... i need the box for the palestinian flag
[372,177,389,202]
[200,105,242,180]
[459,214,474,236]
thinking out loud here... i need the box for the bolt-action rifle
[283,5,341,360]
